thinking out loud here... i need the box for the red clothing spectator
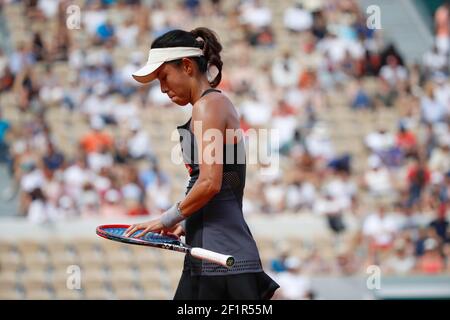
[272,100,297,117]
[298,69,317,89]
[396,130,417,150]
[80,131,113,154]
[417,255,445,274]
[127,206,150,216]
[406,160,431,207]
[407,164,431,186]
[416,239,445,274]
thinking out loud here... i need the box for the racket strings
[103,228,180,244]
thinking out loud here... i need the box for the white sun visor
[132,47,204,83]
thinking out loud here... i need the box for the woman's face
[156,60,193,106]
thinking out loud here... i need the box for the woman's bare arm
[178,94,231,217]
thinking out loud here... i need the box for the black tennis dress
[173,88,279,300]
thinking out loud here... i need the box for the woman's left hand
[123,218,166,238]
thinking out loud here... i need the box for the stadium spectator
[365,127,395,154]
[262,176,287,214]
[184,0,200,16]
[350,79,372,110]
[239,0,274,48]
[363,206,400,255]
[273,257,314,300]
[126,119,154,161]
[374,78,398,109]
[429,204,449,243]
[239,91,272,128]
[406,156,431,208]
[395,123,418,158]
[0,109,11,165]
[80,116,114,154]
[239,0,272,30]
[63,157,91,200]
[433,73,450,113]
[42,141,65,174]
[83,1,107,36]
[443,243,450,272]
[285,178,317,211]
[415,238,445,274]
[39,64,64,106]
[9,42,36,75]
[270,243,293,273]
[99,188,126,217]
[143,163,172,213]
[271,50,300,88]
[429,136,450,174]
[362,155,395,198]
[420,81,448,125]
[379,55,408,90]
[382,239,416,275]
[79,182,100,218]
[116,17,139,48]
[422,122,439,159]
[26,188,54,224]
[95,18,116,45]
[434,2,450,55]
[283,2,313,33]
[423,44,448,76]
[314,189,346,235]
[31,32,47,62]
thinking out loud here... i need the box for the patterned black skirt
[173,270,280,300]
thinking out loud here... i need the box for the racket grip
[190,248,235,268]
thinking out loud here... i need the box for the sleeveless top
[176,88,263,276]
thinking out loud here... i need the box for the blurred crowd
[0,0,449,288]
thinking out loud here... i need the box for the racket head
[96,224,181,247]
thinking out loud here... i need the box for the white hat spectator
[240,0,272,29]
[424,238,438,251]
[283,2,313,32]
[122,183,142,201]
[285,256,302,270]
[105,189,121,203]
[368,154,382,169]
[90,116,105,130]
[38,0,60,19]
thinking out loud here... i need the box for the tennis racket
[96,224,235,268]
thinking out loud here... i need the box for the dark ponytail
[190,27,223,88]
[151,27,223,88]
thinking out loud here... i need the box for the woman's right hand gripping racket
[96,224,235,268]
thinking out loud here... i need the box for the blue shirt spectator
[352,88,372,110]
[0,115,10,163]
[43,147,65,172]
[0,118,10,144]
[96,22,115,42]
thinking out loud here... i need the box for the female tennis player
[123,27,279,300]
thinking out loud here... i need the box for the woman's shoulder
[200,90,233,106]
[193,91,234,118]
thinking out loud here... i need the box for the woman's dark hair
[151,28,223,88]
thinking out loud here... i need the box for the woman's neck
[191,78,213,105]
